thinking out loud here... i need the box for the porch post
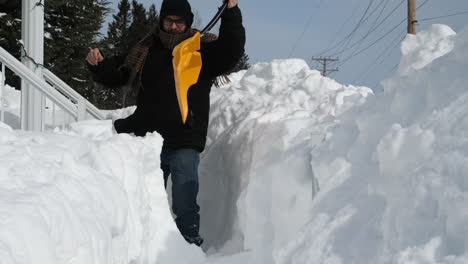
[21,0,45,131]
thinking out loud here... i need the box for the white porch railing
[1,62,5,124]
[43,69,105,121]
[0,45,105,130]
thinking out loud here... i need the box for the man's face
[162,15,187,34]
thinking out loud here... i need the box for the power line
[337,17,406,67]
[319,0,446,88]
[348,0,431,90]
[419,11,468,22]
[417,0,430,9]
[324,2,364,53]
[334,0,404,56]
[352,30,406,84]
[330,0,402,57]
[332,1,394,61]
[331,0,387,56]
[288,0,325,58]
[368,0,429,91]
[337,0,430,69]
[318,0,376,56]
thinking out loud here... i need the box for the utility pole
[311,57,339,77]
[408,0,417,34]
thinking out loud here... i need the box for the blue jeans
[160,147,201,237]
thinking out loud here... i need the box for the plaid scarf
[121,27,228,97]
[159,27,197,50]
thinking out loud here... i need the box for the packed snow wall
[276,24,468,264]
[198,59,372,260]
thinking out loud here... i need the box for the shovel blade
[173,32,202,124]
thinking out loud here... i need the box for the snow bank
[0,56,371,263]
[398,24,456,75]
[201,59,371,261]
[0,80,20,129]
[0,123,205,264]
[276,25,468,263]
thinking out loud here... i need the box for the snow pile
[0,77,20,113]
[207,59,371,144]
[200,60,371,260]
[276,24,468,263]
[0,80,20,128]
[0,124,204,264]
[398,25,456,75]
[0,57,372,263]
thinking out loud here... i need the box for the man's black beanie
[159,0,194,28]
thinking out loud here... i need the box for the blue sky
[107,0,468,90]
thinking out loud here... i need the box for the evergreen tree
[100,0,158,108]
[114,0,152,106]
[0,0,109,99]
[128,0,149,47]
[0,1,21,88]
[0,0,20,13]
[0,0,112,108]
[102,0,131,57]
[99,0,138,108]
[98,0,132,108]
[146,4,159,30]
[44,0,110,105]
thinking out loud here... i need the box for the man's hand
[225,0,238,9]
[86,48,104,66]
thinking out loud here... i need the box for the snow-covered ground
[0,23,467,263]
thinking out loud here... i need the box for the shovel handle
[200,2,229,34]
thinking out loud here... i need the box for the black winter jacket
[89,6,245,152]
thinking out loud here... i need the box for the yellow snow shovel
[172,2,228,124]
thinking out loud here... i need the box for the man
[86,0,245,246]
